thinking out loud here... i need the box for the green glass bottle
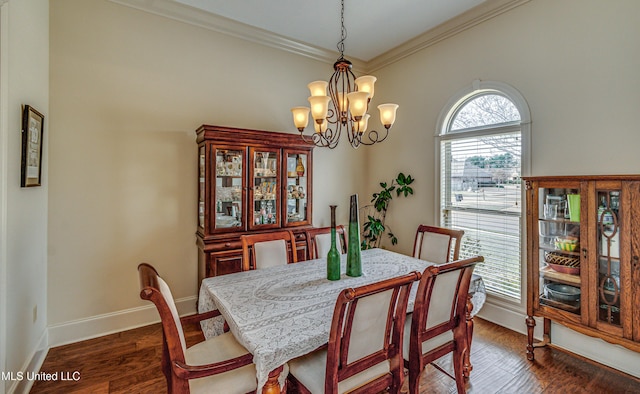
[346,194,362,277]
[327,205,341,281]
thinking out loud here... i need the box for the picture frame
[21,105,44,187]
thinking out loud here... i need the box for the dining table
[197,248,485,393]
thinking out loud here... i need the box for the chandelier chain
[337,0,347,56]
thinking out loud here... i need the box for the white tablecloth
[198,248,433,391]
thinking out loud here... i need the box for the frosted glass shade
[356,113,370,133]
[308,96,331,122]
[355,76,376,99]
[378,103,399,128]
[337,91,348,113]
[308,81,328,97]
[347,91,370,119]
[314,120,328,133]
[291,107,310,130]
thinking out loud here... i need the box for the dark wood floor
[30,318,639,393]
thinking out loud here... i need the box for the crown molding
[367,0,532,72]
[109,0,528,74]
[108,0,370,71]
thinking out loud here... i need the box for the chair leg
[464,295,474,378]
[161,333,172,392]
[453,340,467,394]
[407,365,421,394]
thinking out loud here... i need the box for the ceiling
[171,0,487,62]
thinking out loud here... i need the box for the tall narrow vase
[346,195,362,277]
[327,205,341,281]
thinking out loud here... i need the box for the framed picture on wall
[21,105,44,187]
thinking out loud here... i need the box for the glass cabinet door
[249,148,280,229]
[198,145,206,229]
[596,189,621,326]
[284,151,310,226]
[536,186,582,316]
[214,147,244,231]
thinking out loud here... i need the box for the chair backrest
[413,225,464,263]
[409,256,482,362]
[241,230,297,271]
[138,263,187,367]
[305,225,348,260]
[325,271,421,393]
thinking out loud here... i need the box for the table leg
[463,295,474,378]
[262,365,284,394]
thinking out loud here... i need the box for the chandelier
[290,0,399,149]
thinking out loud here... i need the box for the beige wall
[48,0,363,334]
[370,0,640,255]
[368,0,640,375]
[1,0,49,390]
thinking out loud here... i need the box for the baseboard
[478,299,640,380]
[7,329,48,394]
[476,298,544,339]
[550,322,640,379]
[47,295,197,348]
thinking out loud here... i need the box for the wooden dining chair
[403,256,483,394]
[138,263,257,394]
[412,224,465,263]
[305,225,348,260]
[288,271,421,394]
[240,230,297,271]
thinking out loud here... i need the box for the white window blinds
[440,129,522,300]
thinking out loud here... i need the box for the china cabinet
[196,125,313,282]
[524,175,640,361]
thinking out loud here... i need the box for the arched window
[436,80,530,303]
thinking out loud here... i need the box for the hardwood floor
[30,318,639,393]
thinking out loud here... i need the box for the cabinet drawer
[209,251,242,277]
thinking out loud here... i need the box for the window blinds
[440,131,522,300]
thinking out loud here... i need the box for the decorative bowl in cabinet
[544,283,581,302]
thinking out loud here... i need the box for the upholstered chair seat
[186,332,257,394]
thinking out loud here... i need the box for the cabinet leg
[527,316,551,361]
[526,315,536,361]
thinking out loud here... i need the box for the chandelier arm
[357,128,391,146]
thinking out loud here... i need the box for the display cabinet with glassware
[196,125,313,282]
[524,175,640,361]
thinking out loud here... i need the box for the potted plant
[361,172,414,249]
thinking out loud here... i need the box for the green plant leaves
[360,172,415,250]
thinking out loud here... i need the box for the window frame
[435,80,531,310]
